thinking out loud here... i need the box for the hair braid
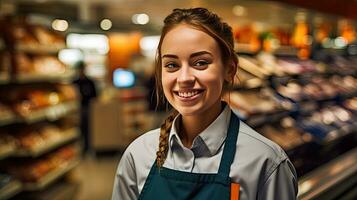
[156,110,179,167]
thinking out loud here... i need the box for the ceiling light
[232,5,246,16]
[132,13,149,25]
[52,19,68,32]
[100,19,112,31]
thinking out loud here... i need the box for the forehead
[161,24,219,55]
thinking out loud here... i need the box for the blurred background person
[73,61,97,155]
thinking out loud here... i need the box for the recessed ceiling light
[232,5,246,16]
[100,19,112,30]
[52,19,68,31]
[132,13,149,25]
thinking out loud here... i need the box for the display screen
[113,69,135,88]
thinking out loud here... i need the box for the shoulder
[120,128,160,170]
[238,121,287,163]
[124,128,160,159]
[235,120,289,181]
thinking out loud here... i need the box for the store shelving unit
[13,71,75,84]
[20,101,78,124]
[0,113,17,127]
[228,49,357,179]
[0,74,9,85]
[14,128,79,158]
[15,44,65,55]
[0,144,16,161]
[298,147,357,200]
[0,19,80,200]
[0,101,78,126]
[22,158,79,191]
[0,179,22,200]
[91,87,152,151]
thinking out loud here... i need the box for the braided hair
[155,8,238,167]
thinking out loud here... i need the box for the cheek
[161,73,174,95]
[200,70,225,89]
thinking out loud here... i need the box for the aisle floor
[73,154,120,200]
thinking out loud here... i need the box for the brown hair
[155,8,238,167]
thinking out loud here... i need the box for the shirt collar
[169,104,231,156]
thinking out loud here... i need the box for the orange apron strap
[230,183,240,200]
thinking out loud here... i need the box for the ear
[224,60,237,83]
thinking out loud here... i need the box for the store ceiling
[1,0,354,33]
[272,0,357,19]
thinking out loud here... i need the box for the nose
[177,65,195,86]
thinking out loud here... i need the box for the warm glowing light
[232,5,246,16]
[52,19,68,31]
[100,19,112,31]
[132,13,149,25]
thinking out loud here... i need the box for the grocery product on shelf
[0,84,77,118]
[12,22,65,51]
[238,56,270,78]
[256,118,311,151]
[228,88,292,118]
[344,97,357,112]
[0,173,22,200]
[0,52,10,78]
[0,130,17,160]
[0,102,15,119]
[3,144,78,184]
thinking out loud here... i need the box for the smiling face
[160,24,229,117]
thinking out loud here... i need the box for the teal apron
[138,112,240,200]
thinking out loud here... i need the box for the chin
[173,104,206,116]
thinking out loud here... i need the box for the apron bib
[139,111,240,200]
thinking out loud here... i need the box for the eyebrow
[161,51,213,59]
[190,51,212,58]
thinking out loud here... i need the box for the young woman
[112,8,298,200]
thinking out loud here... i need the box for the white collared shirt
[112,106,298,200]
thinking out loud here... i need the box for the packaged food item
[32,25,65,46]
[33,56,66,74]
[13,24,37,46]
[56,84,77,101]
[228,89,285,116]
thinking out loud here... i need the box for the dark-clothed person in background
[73,61,97,155]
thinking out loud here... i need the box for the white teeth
[178,91,199,98]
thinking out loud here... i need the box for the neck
[179,101,223,148]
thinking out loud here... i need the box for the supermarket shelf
[14,128,79,157]
[273,45,298,56]
[0,113,17,126]
[298,147,357,200]
[21,101,79,124]
[235,43,257,54]
[0,144,16,160]
[22,159,80,191]
[0,179,22,200]
[246,110,291,127]
[322,123,357,144]
[14,71,76,84]
[0,39,4,50]
[15,44,66,54]
[0,74,10,85]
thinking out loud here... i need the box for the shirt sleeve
[257,159,298,200]
[111,150,139,200]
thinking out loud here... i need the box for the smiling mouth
[174,90,204,98]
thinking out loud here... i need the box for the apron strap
[217,111,240,177]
